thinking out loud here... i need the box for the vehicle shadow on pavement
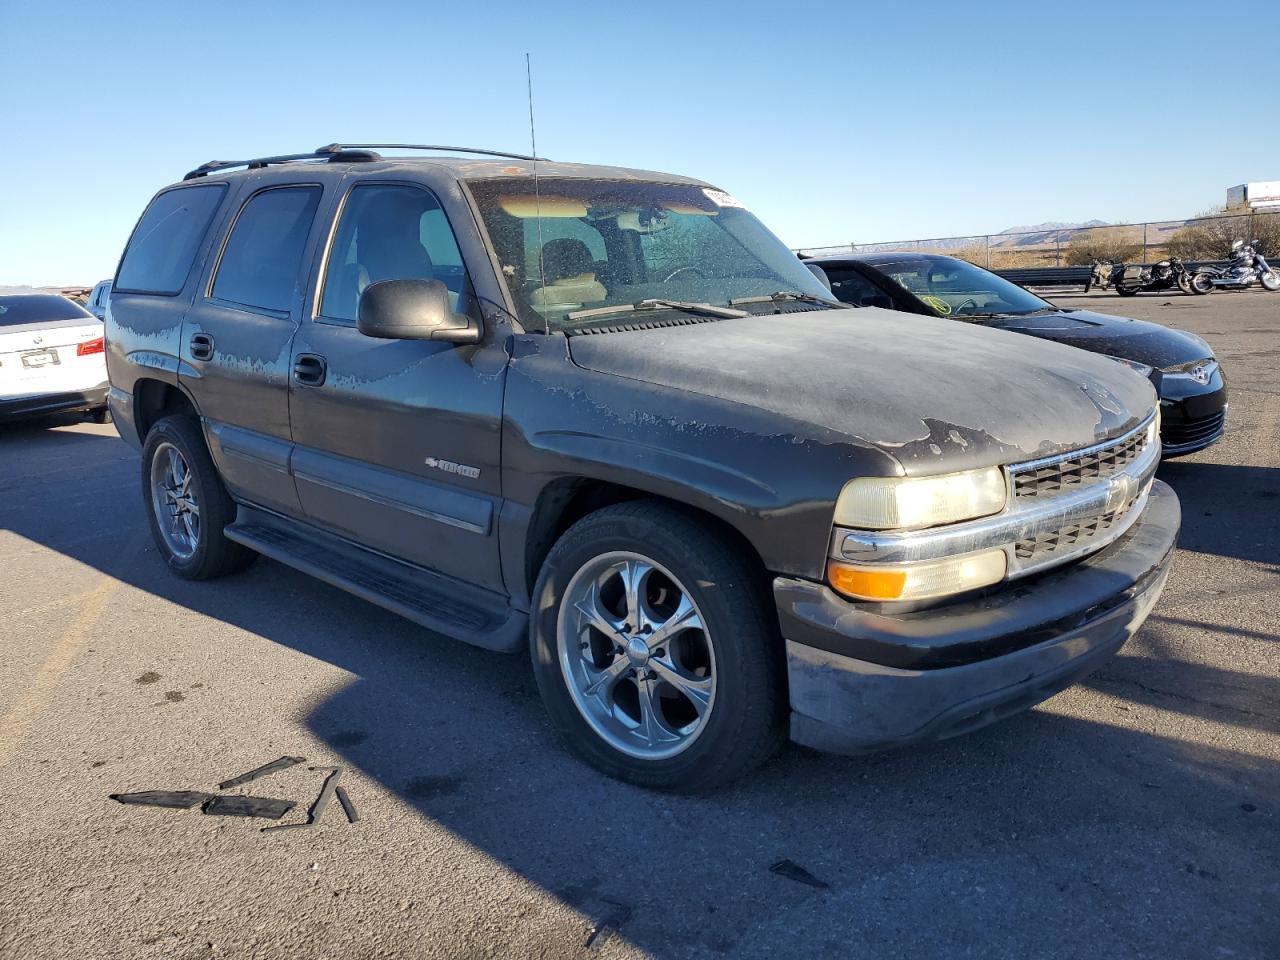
[1157,459,1280,566]
[5,428,1279,958]
[288,579,1280,959]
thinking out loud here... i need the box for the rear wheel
[530,501,784,791]
[1116,285,1138,296]
[141,415,256,580]
[1191,272,1216,295]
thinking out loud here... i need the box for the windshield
[0,295,94,327]
[871,256,1051,317]
[467,178,832,331]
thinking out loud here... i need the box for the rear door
[180,176,329,518]
[287,179,508,590]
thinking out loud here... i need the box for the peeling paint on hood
[567,308,1157,474]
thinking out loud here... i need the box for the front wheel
[1190,273,1216,295]
[530,501,784,791]
[1260,271,1280,292]
[141,415,257,580]
[1176,274,1193,294]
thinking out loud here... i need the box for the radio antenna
[526,53,548,333]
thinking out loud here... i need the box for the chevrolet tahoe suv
[106,144,1180,791]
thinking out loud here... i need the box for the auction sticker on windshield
[703,188,745,208]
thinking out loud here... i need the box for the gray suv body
[106,145,1179,790]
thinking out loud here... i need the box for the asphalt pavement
[1,289,1277,960]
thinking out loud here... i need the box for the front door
[180,179,327,518]
[287,180,508,591]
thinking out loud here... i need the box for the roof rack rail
[182,148,380,181]
[315,143,549,162]
[182,143,548,180]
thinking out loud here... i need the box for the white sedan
[0,294,110,423]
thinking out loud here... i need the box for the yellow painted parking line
[0,564,128,767]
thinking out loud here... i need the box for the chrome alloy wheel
[557,552,717,760]
[150,441,200,560]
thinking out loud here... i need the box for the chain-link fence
[797,209,1280,269]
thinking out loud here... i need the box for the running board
[225,508,526,653]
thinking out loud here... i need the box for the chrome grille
[1012,423,1150,500]
[1014,497,1138,561]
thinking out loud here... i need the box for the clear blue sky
[2,0,1273,285]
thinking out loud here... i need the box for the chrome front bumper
[780,479,1180,754]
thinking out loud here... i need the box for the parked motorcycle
[1190,240,1280,294]
[1085,258,1114,292]
[1110,256,1193,296]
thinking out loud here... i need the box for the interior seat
[530,237,607,313]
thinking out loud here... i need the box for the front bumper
[1156,366,1227,456]
[778,480,1179,755]
[0,384,108,422]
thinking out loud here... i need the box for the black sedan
[807,253,1227,456]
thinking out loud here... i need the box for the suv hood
[983,309,1215,370]
[567,308,1156,473]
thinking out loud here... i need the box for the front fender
[499,335,902,598]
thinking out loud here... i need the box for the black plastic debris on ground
[109,791,213,810]
[202,795,296,820]
[335,785,359,823]
[262,766,343,833]
[769,859,830,889]
[218,755,306,790]
[109,757,361,831]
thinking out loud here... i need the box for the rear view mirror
[357,279,480,344]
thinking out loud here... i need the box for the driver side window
[319,183,467,323]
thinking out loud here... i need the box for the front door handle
[293,353,327,387]
[190,332,214,361]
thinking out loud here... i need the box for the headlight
[828,549,1007,602]
[833,466,1007,531]
[1105,355,1154,378]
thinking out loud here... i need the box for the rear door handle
[190,332,214,361]
[293,353,327,386]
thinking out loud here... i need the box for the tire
[1176,275,1192,295]
[1116,285,1138,297]
[1190,272,1215,295]
[1261,271,1280,292]
[141,414,256,580]
[530,501,785,791]
[88,407,112,424]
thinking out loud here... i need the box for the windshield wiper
[566,299,748,322]
[729,291,843,308]
[956,306,1064,320]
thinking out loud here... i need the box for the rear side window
[116,184,227,295]
[212,186,322,314]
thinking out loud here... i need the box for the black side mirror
[357,278,480,344]
[804,262,833,292]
